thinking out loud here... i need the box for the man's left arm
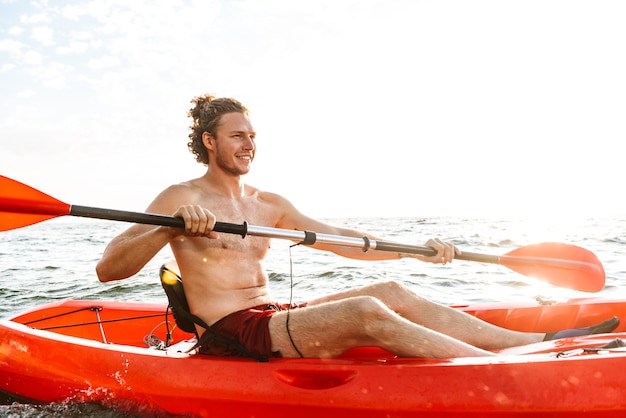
[273,194,458,264]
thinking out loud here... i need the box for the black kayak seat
[160,261,204,335]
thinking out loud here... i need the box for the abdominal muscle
[170,233,273,327]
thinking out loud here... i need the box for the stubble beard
[215,148,252,176]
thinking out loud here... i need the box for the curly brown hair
[187,94,250,165]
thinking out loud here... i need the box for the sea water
[1,216,625,416]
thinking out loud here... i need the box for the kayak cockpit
[9,300,189,349]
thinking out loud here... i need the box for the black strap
[300,230,316,246]
[362,236,371,252]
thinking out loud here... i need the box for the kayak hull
[2,298,626,417]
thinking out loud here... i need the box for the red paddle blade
[501,243,605,292]
[0,175,71,231]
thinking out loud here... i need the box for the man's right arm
[96,183,220,282]
[95,223,177,282]
[96,184,184,282]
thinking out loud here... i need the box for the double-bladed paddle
[0,175,605,292]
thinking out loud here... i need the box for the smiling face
[205,112,256,176]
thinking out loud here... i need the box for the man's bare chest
[202,194,275,226]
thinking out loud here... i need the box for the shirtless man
[96,94,618,359]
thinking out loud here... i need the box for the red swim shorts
[198,303,305,358]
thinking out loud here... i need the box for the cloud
[21,49,44,65]
[0,38,23,54]
[20,13,50,24]
[30,25,55,46]
[61,3,93,21]
[16,89,36,98]
[87,54,120,69]
[8,25,24,36]
[56,41,90,54]
[1,63,16,72]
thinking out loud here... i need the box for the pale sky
[1,0,625,220]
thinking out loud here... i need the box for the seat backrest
[160,261,198,334]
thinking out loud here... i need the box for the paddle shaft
[76,205,600,274]
[69,205,500,262]
[4,198,597,272]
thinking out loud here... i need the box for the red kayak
[0,176,621,416]
[2,297,626,417]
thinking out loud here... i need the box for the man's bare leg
[269,295,497,358]
[304,281,544,350]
